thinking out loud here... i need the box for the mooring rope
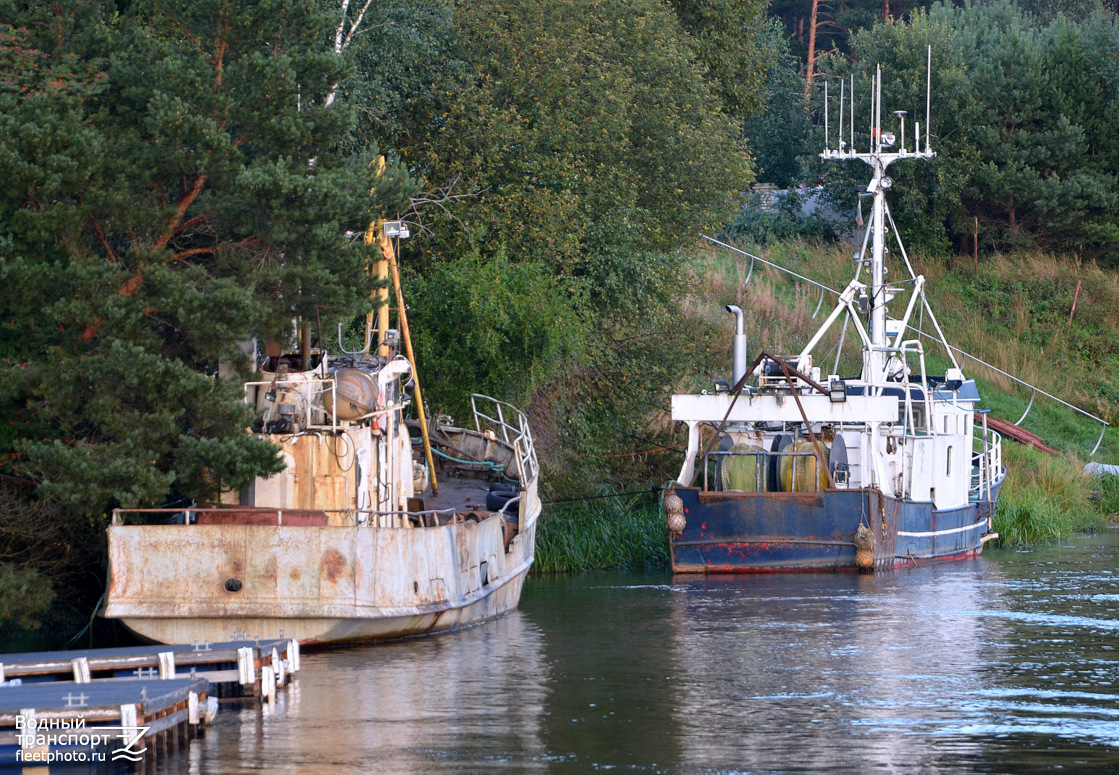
[544,485,662,505]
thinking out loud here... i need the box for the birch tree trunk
[325,0,376,106]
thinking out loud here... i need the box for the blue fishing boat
[662,58,1005,572]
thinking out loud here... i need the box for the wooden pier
[0,639,301,769]
[1,638,299,698]
[0,676,209,769]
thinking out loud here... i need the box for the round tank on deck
[323,368,380,421]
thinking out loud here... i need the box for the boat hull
[114,563,531,647]
[106,513,537,646]
[669,484,1001,573]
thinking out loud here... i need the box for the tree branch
[168,235,263,263]
[174,213,212,235]
[154,173,207,249]
[86,212,119,264]
[403,174,481,236]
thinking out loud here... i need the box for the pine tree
[0,0,414,514]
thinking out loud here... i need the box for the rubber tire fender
[486,482,521,512]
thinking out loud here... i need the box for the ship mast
[820,52,935,384]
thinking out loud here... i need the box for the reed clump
[993,444,1110,543]
[535,489,669,573]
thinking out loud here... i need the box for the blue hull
[669,485,1001,573]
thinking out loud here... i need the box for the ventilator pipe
[726,305,748,386]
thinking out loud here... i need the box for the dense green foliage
[770,0,936,62]
[742,20,810,189]
[336,0,767,476]
[0,0,414,511]
[670,0,775,117]
[786,3,1119,262]
[769,0,1102,66]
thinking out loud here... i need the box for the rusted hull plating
[107,512,537,646]
[669,486,998,573]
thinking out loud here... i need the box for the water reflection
[666,568,1009,772]
[529,576,685,770]
[156,531,1119,773]
[163,611,549,774]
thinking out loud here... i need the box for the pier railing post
[237,647,256,686]
[158,651,176,679]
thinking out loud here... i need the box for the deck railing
[111,506,483,529]
[470,394,539,486]
[970,427,1003,502]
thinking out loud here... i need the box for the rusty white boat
[104,222,540,645]
[662,57,1005,573]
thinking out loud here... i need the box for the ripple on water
[154,537,1119,774]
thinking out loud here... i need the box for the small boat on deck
[662,60,1005,573]
[104,222,540,645]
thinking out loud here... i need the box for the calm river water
[161,530,1119,774]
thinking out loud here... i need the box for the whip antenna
[926,45,932,154]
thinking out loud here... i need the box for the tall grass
[685,241,865,390]
[993,444,1111,543]
[1093,473,1119,521]
[535,489,669,572]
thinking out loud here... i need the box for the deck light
[829,377,847,403]
[384,220,410,239]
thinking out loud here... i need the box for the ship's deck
[415,472,506,514]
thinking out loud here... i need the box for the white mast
[820,51,936,385]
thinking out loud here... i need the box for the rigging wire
[701,234,1109,442]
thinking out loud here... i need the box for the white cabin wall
[933,434,969,508]
[909,437,935,502]
[838,429,864,488]
[242,450,297,508]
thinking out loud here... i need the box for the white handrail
[469,394,539,485]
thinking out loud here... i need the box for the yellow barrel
[779,440,830,493]
[719,444,767,492]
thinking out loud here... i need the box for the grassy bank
[994,445,1119,543]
